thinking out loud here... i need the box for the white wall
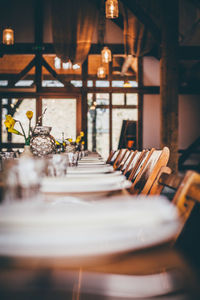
[143,95,160,149]
[143,57,160,86]
[143,57,200,149]
[179,95,200,149]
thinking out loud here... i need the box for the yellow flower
[76,137,81,143]
[55,140,60,145]
[68,138,72,143]
[81,141,85,145]
[80,131,84,137]
[4,120,12,129]
[26,111,33,120]
[6,115,15,127]
[8,128,23,135]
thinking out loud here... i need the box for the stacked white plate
[0,196,180,259]
[41,174,131,194]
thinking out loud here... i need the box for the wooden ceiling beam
[1,43,199,59]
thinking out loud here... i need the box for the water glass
[46,154,68,177]
[3,157,45,203]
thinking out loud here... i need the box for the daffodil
[4,110,35,145]
[80,131,84,137]
[76,136,81,143]
[4,120,12,129]
[26,111,33,120]
[8,128,23,135]
[68,138,72,143]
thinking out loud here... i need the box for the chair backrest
[106,150,115,164]
[109,150,120,165]
[120,150,134,172]
[125,150,148,179]
[116,149,132,171]
[129,147,170,195]
[113,148,128,169]
[150,170,200,241]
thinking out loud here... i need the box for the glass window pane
[42,80,64,87]
[87,108,109,160]
[112,81,124,87]
[9,99,36,143]
[112,93,124,105]
[42,99,76,141]
[96,93,109,105]
[112,109,138,149]
[87,93,93,106]
[0,80,8,86]
[15,80,34,87]
[87,80,93,87]
[96,108,109,160]
[129,81,138,87]
[96,81,109,87]
[2,108,8,143]
[70,80,82,87]
[126,94,138,105]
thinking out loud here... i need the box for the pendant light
[105,0,119,19]
[3,28,14,45]
[101,46,112,63]
[97,66,106,78]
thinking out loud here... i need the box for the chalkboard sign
[118,120,137,150]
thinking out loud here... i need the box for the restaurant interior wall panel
[104,19,124,44]
[0,0,35,43]
[143,94,160,149]
[178,95,200,149]
[143,57,160,86]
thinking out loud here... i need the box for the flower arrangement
[4,111,33,145]
[64,131,85,152]
[4,108,47,146]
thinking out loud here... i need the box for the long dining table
[0,151,199,299]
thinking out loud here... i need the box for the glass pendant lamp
[3,28,14,45]
[105,0,119,19]
[101,46,112,63]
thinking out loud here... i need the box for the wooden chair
[113,148,128,169]
[107,150,120,165]
[149,170,200,241]
[123,150,148,179]
[118,150,134,172]
[106,150,116,164]
[129,147,170,195]
[114,149,130,170]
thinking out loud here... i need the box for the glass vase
[30,126,56,157]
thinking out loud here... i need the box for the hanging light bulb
[97,66,106,78]
[54,57,61,69]
[105,0,119,19]
[3,28,14,45]
[101,46,112,63]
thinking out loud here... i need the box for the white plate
[41,175,131,194]
[0,197,180,258]
[66,170,122,178]
[78,161,106,165]
[67,165,114,174]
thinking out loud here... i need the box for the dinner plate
[78,161,106,166]
[41,175,131,194]
[67,165,114,174]
[66,170,122,178]
[0,197,180,259]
